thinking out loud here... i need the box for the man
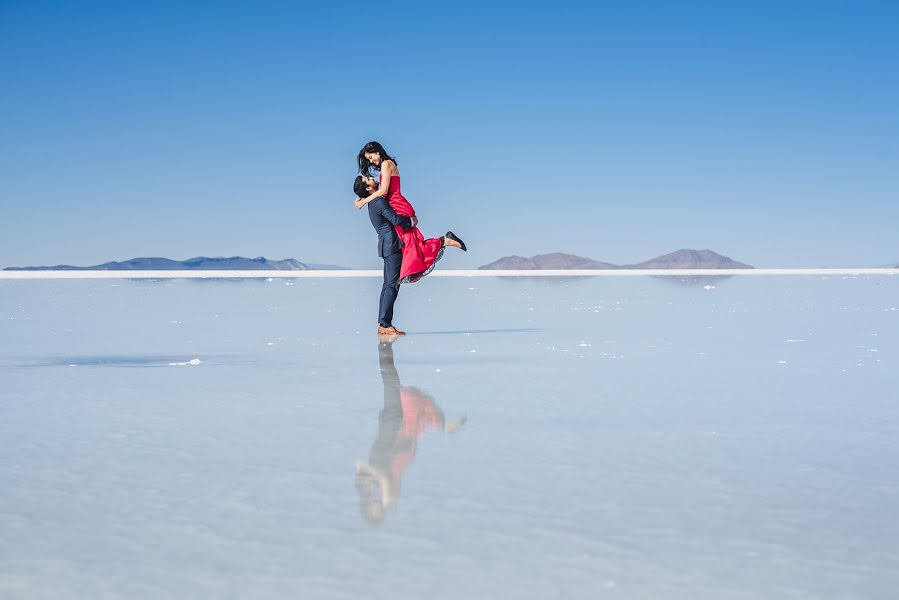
[354,175,418,336]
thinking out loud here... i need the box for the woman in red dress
[354,141,466,283]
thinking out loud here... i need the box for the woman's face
[365,151,381,166]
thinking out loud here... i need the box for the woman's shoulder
[381,159,398,173]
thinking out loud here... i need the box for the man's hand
[411,215,419,228]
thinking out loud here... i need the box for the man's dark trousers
[379,250,402,327]
[366,195,413,328]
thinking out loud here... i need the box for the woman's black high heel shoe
[444,231,467,252]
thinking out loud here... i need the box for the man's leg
[378,252,402,327]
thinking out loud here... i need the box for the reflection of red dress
[389,387,445,488]
[382,175,444,283]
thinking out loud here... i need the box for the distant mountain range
[479,249,753,270]
[3,256,349,271]
[478,253,618,270]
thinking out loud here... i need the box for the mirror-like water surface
[1,276,897,599]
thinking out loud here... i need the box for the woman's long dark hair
[358,141,397,175]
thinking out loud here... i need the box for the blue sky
[1,0,897,268]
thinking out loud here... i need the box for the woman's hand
[354,197,367,210]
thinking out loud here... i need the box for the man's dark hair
[353,175,369,198]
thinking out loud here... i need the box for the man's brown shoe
[377,325,406,336]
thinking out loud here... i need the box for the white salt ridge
[169,358,202,366]
[2,267,899,281]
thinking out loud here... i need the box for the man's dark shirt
[367,197,413,258]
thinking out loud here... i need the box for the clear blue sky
[1,1,897,268]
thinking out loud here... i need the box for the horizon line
[1,268,897,280]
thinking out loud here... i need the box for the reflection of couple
[353,141,467,336]
[354,339,465,526]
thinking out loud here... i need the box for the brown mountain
[478,253,618,270]
[4,256,313,271]
[623,249,752,269]
[479,249,753,270]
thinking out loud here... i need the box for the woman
[354,141,466,283]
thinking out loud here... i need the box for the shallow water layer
[1,276,897,599]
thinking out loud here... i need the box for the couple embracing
[353,141,466,336]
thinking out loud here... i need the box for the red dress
[381,174,444,283]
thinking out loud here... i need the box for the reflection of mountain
[480,249,753,270]
[354,340,464,526]
[651,275,734,287]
